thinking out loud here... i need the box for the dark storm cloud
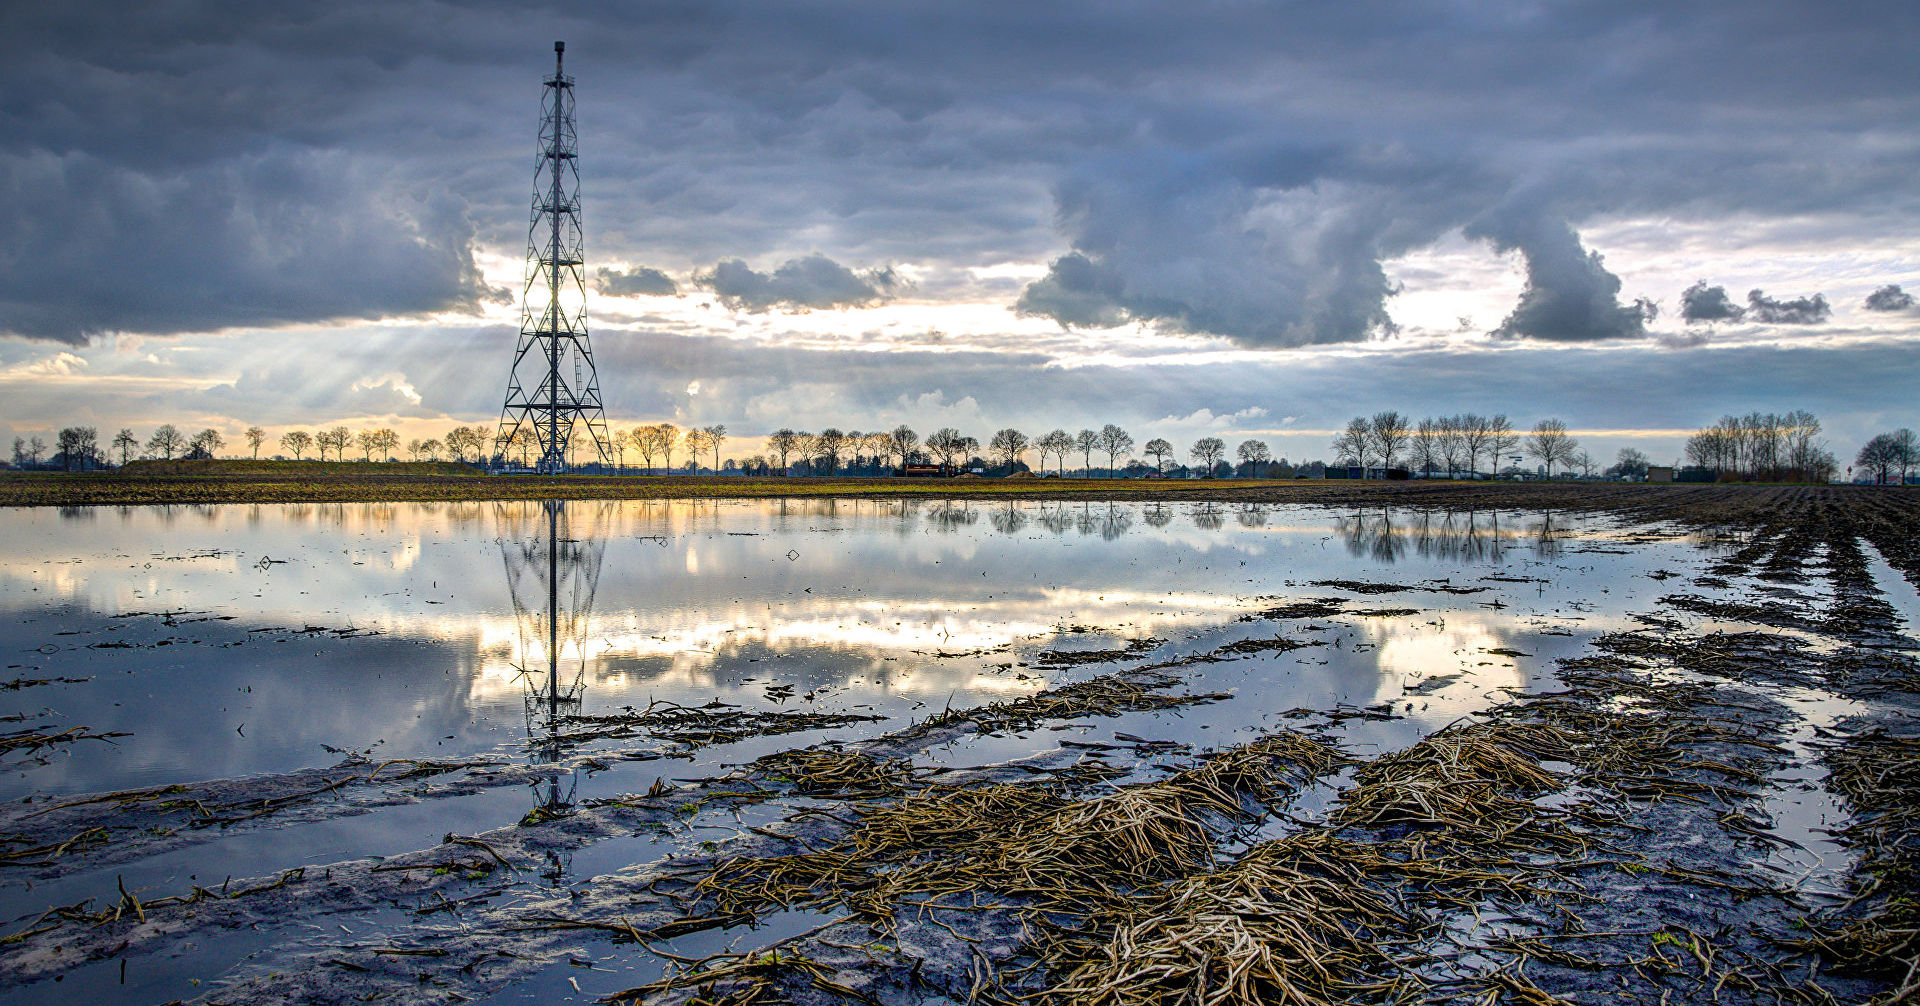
[1680,281,1745,323]
[1013,154,1403,346]
[2,1,1918,344]
[1865,284,1915,312]
[1465,210,1652,341]
[694,255,900,312]
[1014,254,1129,330]
[596,266,680,297]
[0,149,487,343]
[1746,289,1831,325]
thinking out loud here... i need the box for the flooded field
[2,495,1915,1005]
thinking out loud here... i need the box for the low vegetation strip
[3,464,1915,513]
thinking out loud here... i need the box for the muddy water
[0,499,1752,1001]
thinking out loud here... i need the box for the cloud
[1745,289,1831,325]
[1680,281,1744,323]
[596,266,680,297]
[1014,253,1130,330]
[1148,407,1272,434]
[1014,158,1405,347]
[695,254,901,312]
[1464,209,1651,342]
[1865,284,1916,312]
[0,149,487,344]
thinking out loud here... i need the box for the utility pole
[494,41,613,473]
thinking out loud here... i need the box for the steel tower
[494,41,613,472]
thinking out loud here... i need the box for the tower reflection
[496,499,612,854]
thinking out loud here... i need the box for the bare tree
[1893,428,1919,483]
[112,428,138,465]
[1097,424,1134,477]
[1571,449,1597,478]
[655,424,682,472]
[146,424,185,460]
[322,427,353,462]
[1236,439,1271,477]
[1145,438,1173,474]
[789,432,816,473]
[1487,415,1520,474]
[989,428,1030,471]
[407,438,424,461]
[886,425,919,470]
[702,424,727,472]
[188,428,225,459]
[1036,429,1073,475]
[355,430,378,461]
[1435,415,1465,476]
[1857,433,1903,484]
[1526,419,1577,477]
[26,435,45,465]
[1411,418,1442,475]
[1074,428,1100,477]
[625,427,651,471]
[924,428,964,469]
[811,428,844,473]
[280,430,313,460]
[57,427,99,469]
[9,437,23,467]
[1367,411,1411,469]
[1331,417,1372,468]
[767,428,799,472]
[1190,436,1226,474]
[1610,447,1649,480]
[421,437,443,461]
[1457,413,1491,476]
[860,431,892,470]
[683,428,713,471]
[245,426,266,459]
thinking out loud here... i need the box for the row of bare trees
[1685,412,1838,482]
[1329,412,1604,478]
[1853,429,1916,485]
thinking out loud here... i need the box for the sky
[2,1,1917,469]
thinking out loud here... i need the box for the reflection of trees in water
[496,499,613,874]
[1332,508,1525,564]
[926,500,978,532]
[990,502,1029,535]
[1037,504,1074,535]
[1234,503,1270,529]
[1192,503,1226,531]
[1143,503,1173,528]
[1085,502,1133,540]
[1522,510,1566,559]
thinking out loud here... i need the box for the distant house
[1646,466,1675,483]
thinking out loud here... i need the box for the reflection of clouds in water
[462,584,1246,702]
[1359,614,1524,718]
[0,498,1710,807]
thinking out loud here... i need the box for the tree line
[1328,412,1603,478]
[10,412,1911,485]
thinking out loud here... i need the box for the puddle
[1861,537,1920,634]
[0,498,1749,996]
